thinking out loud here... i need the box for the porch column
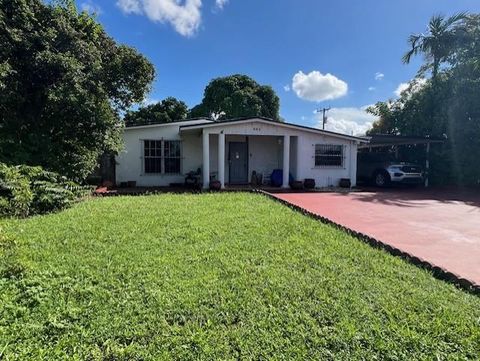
[282,135,290,188]
[218,132,225,189]
[202,130,210,189]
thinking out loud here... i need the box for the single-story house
[115,117,367,189]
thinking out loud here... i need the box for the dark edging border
[254,189,480,296]
[91,188,253,197]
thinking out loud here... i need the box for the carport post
[425,142,430,188]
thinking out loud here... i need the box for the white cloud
[283,85,290,92]
[375,72,384,81]
[368,86,376,91]
[117,0,141,14]
[291,70,348,102]
[215,0,228,9]
[315,106,377,136]
[81,1,102,14]
[394,78,427,97]
[116,0,204,37]
[142,97,160,105]
[394,82,408,97]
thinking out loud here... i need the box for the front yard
[1,193,479,359]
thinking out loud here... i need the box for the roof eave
[180,117,368,142]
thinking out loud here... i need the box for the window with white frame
[314,144,344,167]
[164,140,181,174]
[143,140,181,174]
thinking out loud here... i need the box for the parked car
[357,152,424,187]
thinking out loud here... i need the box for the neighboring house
[116,117,367,189]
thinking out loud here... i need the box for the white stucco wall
[195,119,360,187]
[116,120,206,186]
[295,132,357,187]
[116,118,361,187]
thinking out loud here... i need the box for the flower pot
[209,180,222,191]
[304,178,315,189]
[290,180,303,190]
[339,178,351,188]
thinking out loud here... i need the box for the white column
[282,135,290,188]
[202,130,210,189]
[218,132,225,189]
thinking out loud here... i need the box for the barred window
[164,140,181,174]
[315,144,344,167]
[143,140,181,174]
[144,140,162,173]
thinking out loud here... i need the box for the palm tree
[402,13,467,79]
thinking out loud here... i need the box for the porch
[199,132,298,189]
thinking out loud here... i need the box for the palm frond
[402,34,422,64]
[445,12,468,28]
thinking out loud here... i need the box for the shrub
[0,227,25,279]
[0,163,91,217]
[0,164,33,217]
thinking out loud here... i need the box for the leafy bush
[0,163,91,217]
[0,227,25,279]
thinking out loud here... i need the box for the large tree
[124,97,188,126]
[0,0,155,180]
[369,13,480,185]
[189,74,280,120]
[402,13,466,79]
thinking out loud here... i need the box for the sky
[78,0,480,135]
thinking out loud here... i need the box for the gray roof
[180,116,368,142]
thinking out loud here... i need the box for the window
[143,140,181,174]
[164,140,181,174]
[315,144,344,167]
[144,140,162,173]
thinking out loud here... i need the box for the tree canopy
[124,97,189,126]
[402,13,467,78]
[189,74,280,120]
[368,13,480,185]
[0,0,155,180]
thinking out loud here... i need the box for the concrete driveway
[273,188,480,287]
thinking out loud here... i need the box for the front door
[229,142,248,184]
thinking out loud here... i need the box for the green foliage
[0,163,90,217]
[0,228,25,279]
[1,193,479,359]
[368,13,480,185]
[0,0,155,180]
[124,97,189,126]
[189,74,281,120]
[402,13,467,78]
[0,164,33,218]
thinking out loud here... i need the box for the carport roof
[359,134,445,148]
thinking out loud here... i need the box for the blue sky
[79,0,480,134]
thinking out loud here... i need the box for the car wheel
[373,171,390,187]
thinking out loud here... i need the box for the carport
[359,135,445,187]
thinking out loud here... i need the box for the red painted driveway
[273,189,480,286]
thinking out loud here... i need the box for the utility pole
[315,107,330,130]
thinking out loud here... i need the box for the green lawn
[1,193,479,360]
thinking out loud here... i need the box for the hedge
[0,163,91,217]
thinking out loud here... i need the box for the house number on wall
[252,127,261,131]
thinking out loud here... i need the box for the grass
[0,193,479,360]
